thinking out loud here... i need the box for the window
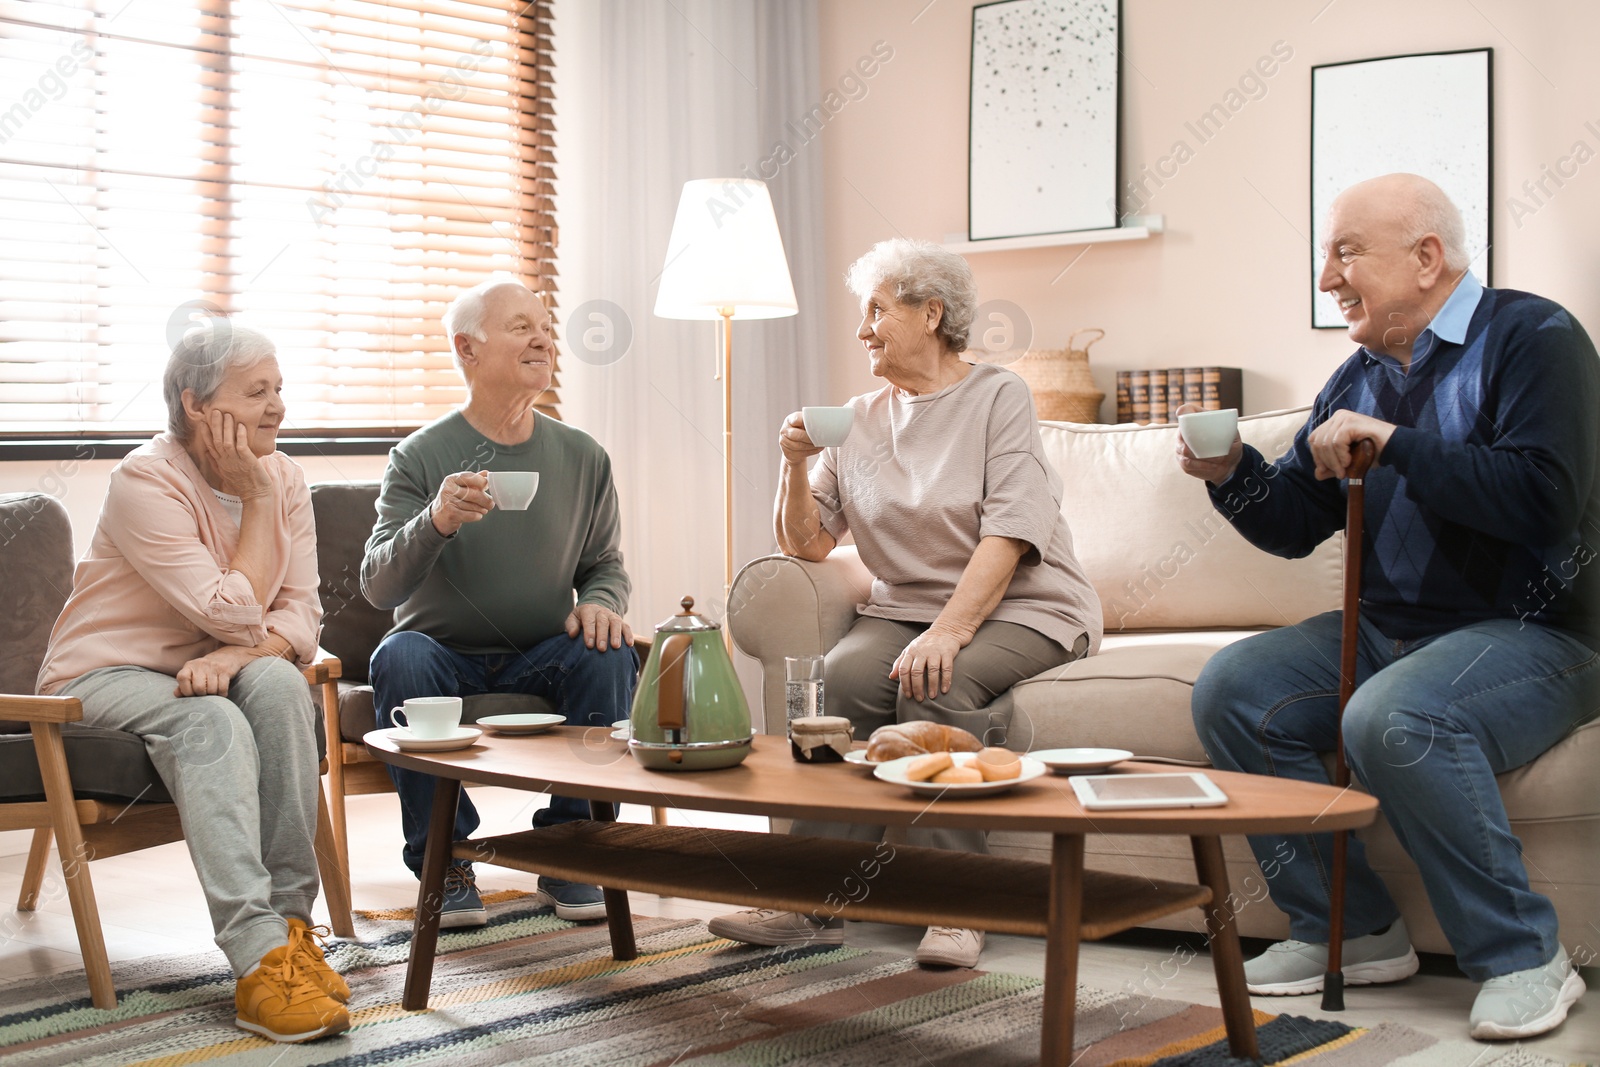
[0,0,558,437]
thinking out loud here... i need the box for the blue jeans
[1192,611,1598,981]
[371,630,639,877]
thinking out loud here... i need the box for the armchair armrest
[727,547,874,735]
[0,694,82,723]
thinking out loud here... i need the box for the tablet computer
[1069,772,1229,810]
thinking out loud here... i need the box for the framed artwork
[969,0,1120,240]
[1310,48,1492,327]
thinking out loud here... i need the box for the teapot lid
[655,595,721,633]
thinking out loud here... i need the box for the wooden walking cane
[1323,437,1377,1012]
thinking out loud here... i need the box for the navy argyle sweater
[1210,286,1600,647]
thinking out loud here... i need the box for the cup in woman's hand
[390,696,463,738]
[802,406,854,447]
[486,471,540,510]
[1178,408,1238,459]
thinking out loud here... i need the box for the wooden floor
[2,785,1594,1062]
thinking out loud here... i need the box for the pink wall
[817,0,1600,415]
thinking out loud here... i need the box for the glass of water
[784,655,825,722]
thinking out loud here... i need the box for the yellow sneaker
[287,918,351,1003]
[235,940,350,1043]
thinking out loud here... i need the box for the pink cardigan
[37,434,321,695]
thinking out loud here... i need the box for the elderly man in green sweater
[362,275,637,927]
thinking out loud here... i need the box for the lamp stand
[715,307,735,649]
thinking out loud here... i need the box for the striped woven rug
[0,901,1584,1066]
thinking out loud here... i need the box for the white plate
[1028,747,1134,774]
[476,713,566,735]
[843,749,880,768]
[381,726,483,752]
[872,752,1046,798]
[609,725,631,741]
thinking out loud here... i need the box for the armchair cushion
[0,492,74,731]
[310,482,391,685]
[0,725,173,804]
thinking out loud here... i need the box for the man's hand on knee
[565,602,634,651]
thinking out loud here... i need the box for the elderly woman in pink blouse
[711,238,1102,969]
[36,325,348,1044]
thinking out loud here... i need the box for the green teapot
[629,596,752,771]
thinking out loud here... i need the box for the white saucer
[873,752,1046,798]
[1028,747,1134,774]
[843,750,880,768]
[609,725,631,741]
[476,713,565,735]
[381,726,482,752]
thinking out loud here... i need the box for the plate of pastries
[864,722,1046,798]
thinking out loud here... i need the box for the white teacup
[486,471,540,511]
[802,406,855,447]
[1178,408,1239,460]
[390,696,463,739]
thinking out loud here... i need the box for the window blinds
[0,0,557,434]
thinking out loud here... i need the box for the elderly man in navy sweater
[1179,173,1596,1041]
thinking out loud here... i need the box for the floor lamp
[654,179,798,613]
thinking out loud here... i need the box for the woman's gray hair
[163,322,276,440]
[442,271,524,354]
[845,239,978,353]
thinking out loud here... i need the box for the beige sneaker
[707,908,844,947]
[287,918,350,1003]
[917,926,984,968]
[235,941,350,1043]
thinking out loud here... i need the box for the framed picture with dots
[1310,49,1493,328]
[968,0,1121,240]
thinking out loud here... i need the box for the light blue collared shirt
[1361,271,1483,371]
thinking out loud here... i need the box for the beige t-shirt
[810,362,1102,654]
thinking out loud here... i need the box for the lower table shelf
[456,821,1212,940]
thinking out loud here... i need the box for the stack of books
[1114,367,1242,424]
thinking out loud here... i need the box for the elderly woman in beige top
[710,238,1102,969]
[36,325,348,1044]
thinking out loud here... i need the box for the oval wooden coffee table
[367,727,1377,1065]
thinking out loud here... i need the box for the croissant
[866,721,983,761]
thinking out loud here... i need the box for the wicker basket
[1008,328,1106,423]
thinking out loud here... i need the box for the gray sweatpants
[61,657,321,975]
[791,615,1085,854]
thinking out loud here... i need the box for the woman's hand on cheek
[206,410,273,500]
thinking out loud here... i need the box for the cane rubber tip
[1321,972,1345,1011]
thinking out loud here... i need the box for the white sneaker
[707,908,844,947]
[916,926,984,968]
[1244,917,1418,995]
[1470,945,1586,1040]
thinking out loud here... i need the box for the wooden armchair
[0,492,353,1009]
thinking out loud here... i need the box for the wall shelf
[942,216,1163,255]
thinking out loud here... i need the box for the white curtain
[555,1,828,660]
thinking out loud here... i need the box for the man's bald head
[1327,173,1470,273]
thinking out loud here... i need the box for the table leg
[1041,833,1084,1066]
[402,776,460,1011]
[1191,835,1259,1061]
[588,799,637,961]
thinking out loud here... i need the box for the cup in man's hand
[802,406,854,447]
[1178,408,1239,459]
[486,471,540,510]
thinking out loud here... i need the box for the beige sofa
[727,406,1600,956]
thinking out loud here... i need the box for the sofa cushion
[1010,632,1261,760]
[0,725,174,804]
[310,482,392,684]
[1039,409,1343,633]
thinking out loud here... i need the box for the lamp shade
[654,179,798,321]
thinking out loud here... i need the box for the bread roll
[932,765,983,784]
[975,746,1022,781]
[904,752,953,781]
[866,721,983,761]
